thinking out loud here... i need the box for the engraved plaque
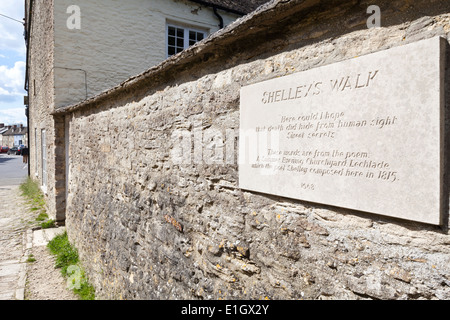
[239,37,445,225]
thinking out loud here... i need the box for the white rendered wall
[53,0,241,108]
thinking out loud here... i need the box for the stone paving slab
[0,261,23,277]
[33,227,66,247]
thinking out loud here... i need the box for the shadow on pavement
[0,157,16,165]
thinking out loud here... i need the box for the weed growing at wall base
[20,178,54,229]
[47,231,95,300]
[20,178,44,206]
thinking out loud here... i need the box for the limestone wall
[61,0,450,299]
[26,0,61,221]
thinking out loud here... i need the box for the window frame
[34,128,38,177]
[166,22,207,58]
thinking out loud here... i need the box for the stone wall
[59,0,450,299]
[26,0,63,221]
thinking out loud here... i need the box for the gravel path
[25,245,77,300]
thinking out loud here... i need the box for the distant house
[0,124,8,146]
[1,124,28,148]
[24,0,268,221]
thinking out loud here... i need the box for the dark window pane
[197,33,204,41]
[168,46,175,56]
[189,40,196,46]
[176,47,183,54]
[168,26,175,36]
[177,38,184,47]
[168,36,175,46]
[189,31,195,40]
[177,28,184,38]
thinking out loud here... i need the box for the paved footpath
[0,184,34,300]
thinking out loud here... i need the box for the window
[167,23,206,57]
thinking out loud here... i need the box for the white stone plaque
[239,37,445,225]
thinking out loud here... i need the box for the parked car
[0,146,8,153]
[7,147,19,155]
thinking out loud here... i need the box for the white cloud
[0,61,26,100]
[0,107,26,125]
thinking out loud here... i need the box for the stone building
[24,0,264,221]
[1,124,28,148]
[27,0,450,300]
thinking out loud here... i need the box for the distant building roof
[3,126,27,136]
[189,0,270,15]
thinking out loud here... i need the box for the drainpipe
[24,0,33,92]
[24,0,33,178]
[25,105,30,176]
[213,6,224,29]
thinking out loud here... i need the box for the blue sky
[0,0,26,125]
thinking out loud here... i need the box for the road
[0,154,28,186]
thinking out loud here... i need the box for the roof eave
[187,0,248,15]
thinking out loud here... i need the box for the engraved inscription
[261,70,379,104]
[245,102,402,182]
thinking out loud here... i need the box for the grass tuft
[26,254,36,263]
[47,232,79,275]
[20,178,53,229]
[47,232,96,300]
[40,219,56,229]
